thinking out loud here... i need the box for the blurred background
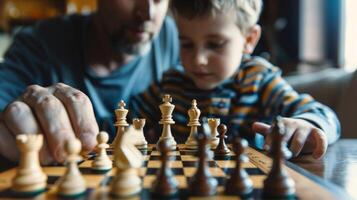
[0,0,356,75]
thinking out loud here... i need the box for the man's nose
[136,0,155,21]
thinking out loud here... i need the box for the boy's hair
[170,0,263,35]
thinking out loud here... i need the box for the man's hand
[252,118,328,159]
[0,83,99,164]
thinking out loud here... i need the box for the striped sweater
[130,56,340,146]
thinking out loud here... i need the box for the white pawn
[92,131,112,172]
[12,134,47,195]
[58,138,86,197]
[133,118,148,149]
[208,118,220,149]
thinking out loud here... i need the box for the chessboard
[0,144,347,200]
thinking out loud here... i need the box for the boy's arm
[256,67,340,159]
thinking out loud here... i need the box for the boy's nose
[136,0,155,21]
[193,50,208,67]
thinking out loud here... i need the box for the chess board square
[179,150,197,156]
[222,168,265,176]
[145,168,184,175]
[149,155,181,161]
[147,160,183,168]
[183,167,225,177]
[143,175,187,189]
[215,160,257,168]
[214,155,234,160]
[180,155,197,161]
[150,150,180,156]
[182,161,218,167]
[47,176,60,185]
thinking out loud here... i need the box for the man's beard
[110,31,153,56]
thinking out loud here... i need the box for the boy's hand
[252,118,328,159]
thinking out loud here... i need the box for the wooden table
[292,139,357,198]
[1,139,356,198]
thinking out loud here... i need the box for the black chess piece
[214,124,231,155]
[189,132,217,196]
[262,116,296,199]
[225,137,253,197]
[151,138,178,197]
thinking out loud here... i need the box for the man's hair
[170,0,263,35]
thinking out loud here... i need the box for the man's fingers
[3,101,54,165]
[252,122,271,150]
[289,129,309,157]
[21,85,76,163]
[311,129,327,159]
[51,83,99,153]
[0,121,19,162]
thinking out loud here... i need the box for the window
[342,0,357,71]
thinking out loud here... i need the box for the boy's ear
[243,25,261,54]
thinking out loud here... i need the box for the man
[0,0,179,164]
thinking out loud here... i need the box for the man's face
[98,0,169,55]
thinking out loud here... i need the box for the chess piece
[112,100,129,148]
[151,138,178,197]
[58,138,86,197]
[110,114,143,197]
[225,137,253,197]
[185,99,201,149]
[208,118,220,149]
[189,132,217,196]
[92,131,112,172]
[214,124,231,155]
[157,94,177,150]
[133,118,148,149]
[12,134,47,195]
[263,116,296,199]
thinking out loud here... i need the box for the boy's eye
[180,42,194,49]
[206,41,227,49]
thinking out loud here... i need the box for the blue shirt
[0,14,179,138]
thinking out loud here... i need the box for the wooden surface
[0,144,350,199]
[0,140,356,199]
[292,139,357,199]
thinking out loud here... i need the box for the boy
[130,0,340,159]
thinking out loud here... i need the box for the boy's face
[177,10,258,90]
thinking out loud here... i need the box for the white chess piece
[157,94,177,150]
[12,134,47,194]
[110,120,143,197]
[208,118,220,149]
[92,131,112,172]
[133,118,148,149]
[185,99,201,149]
[58,138,86,197]
[112,100,129,148]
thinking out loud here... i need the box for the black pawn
[263,116,296,199]
[214,124,230,155]
[189,133,217,196]
[151,138,178,197]
[225,137,253,197]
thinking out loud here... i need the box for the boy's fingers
[311,128,327,159]
[252,122,271,136]
[289,129,309,157]
[252,122,271,150]
[51,83,99,154]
